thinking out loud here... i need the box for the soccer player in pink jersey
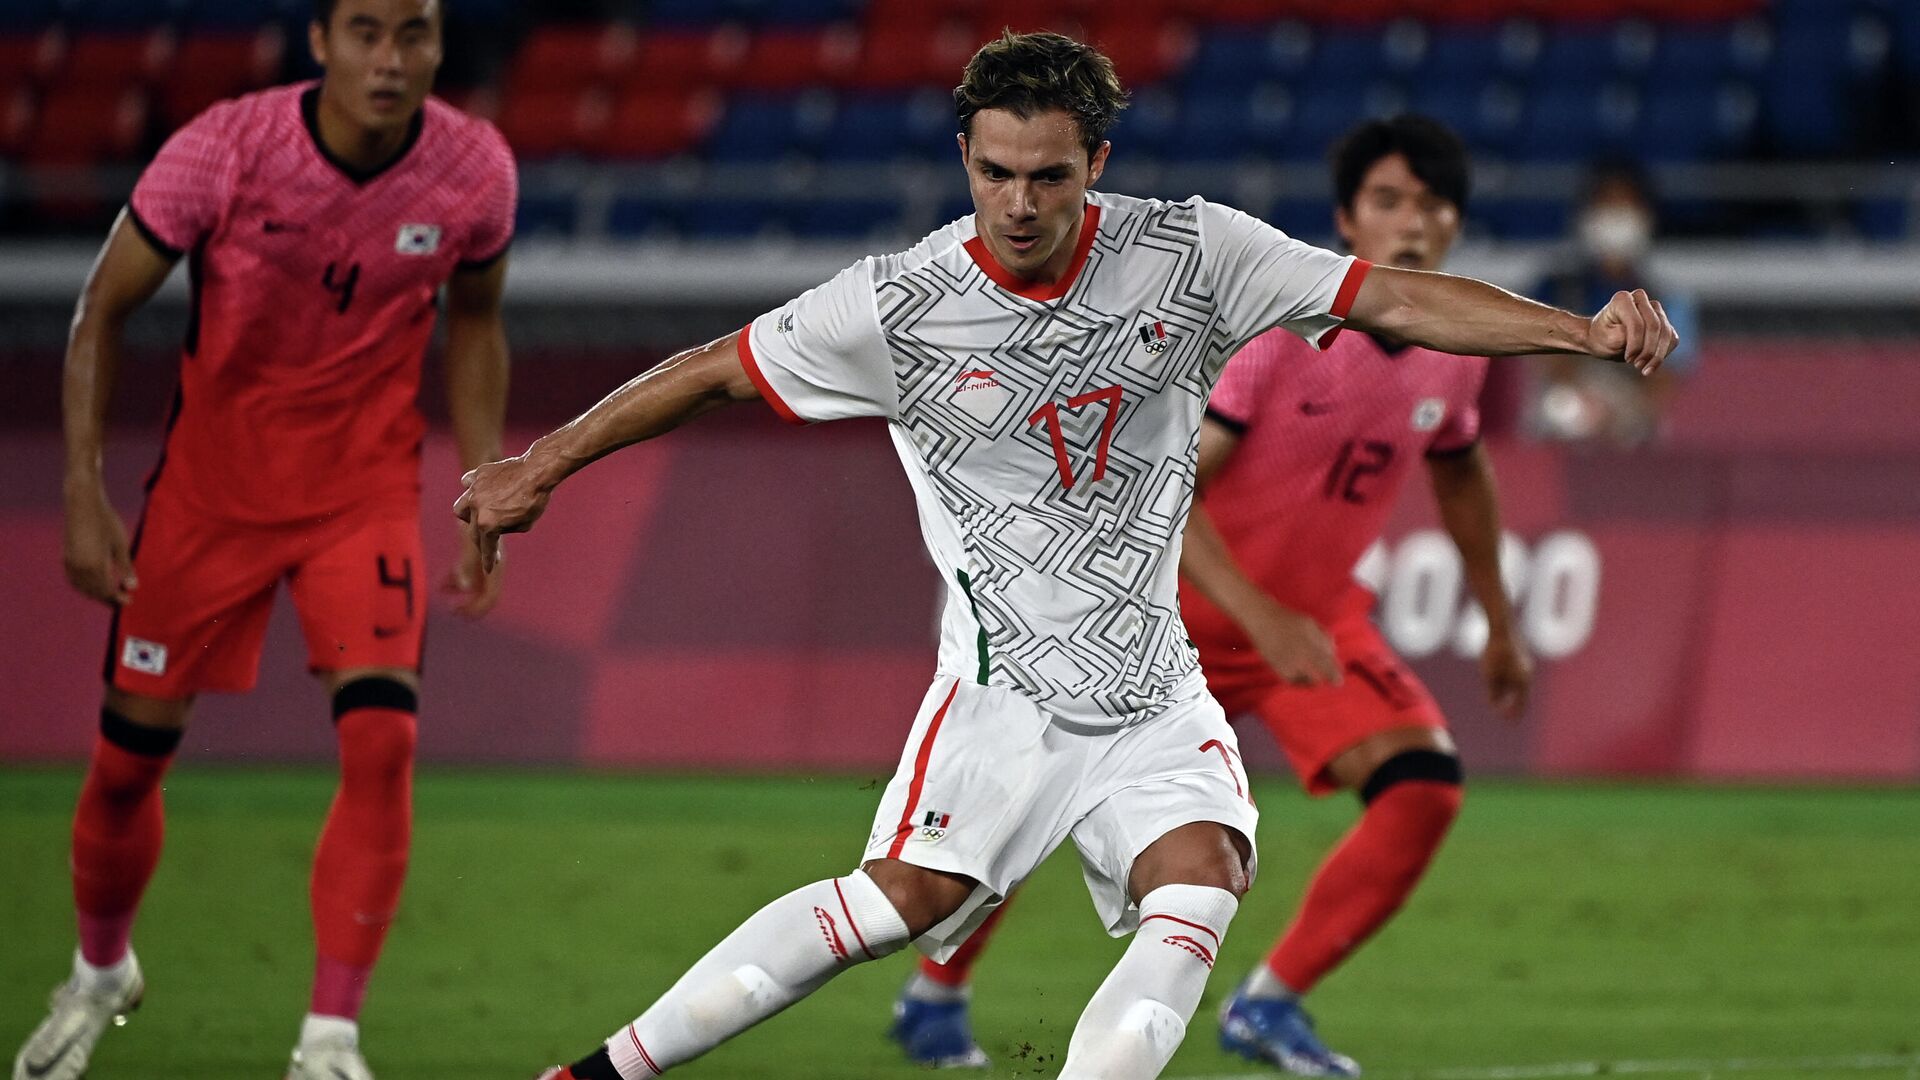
[456,34,1670,1080]
[887,117,1527,1077]
[1191,115,1522,1078]
[14,2,516,1079]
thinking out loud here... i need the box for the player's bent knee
[1358,749,1464,809]
[1130,821,1253,901]
[102,687,192,731]
[857,858,976,938]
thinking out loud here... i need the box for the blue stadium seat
[1176,89,1297,162]
[607,195,679,240]
[685,196,791,239]
[1109,88,1181,157]
[1649,26,1754,83]
[1183,25,1312,92]
[820,96,913,163]
[1515,84,1635,163]
[1265,197,1332,243]
[1288,83,1394,161]
[1851,197,1910,241]
[1532,27,1623,86]
[793,198,903,240]
[1474,198,1569,241]
[707,95,835,162]
[516,194,578,239]
[1639,81,1756,162]
[1306,29,1387,87]
[1419,28,1503,82]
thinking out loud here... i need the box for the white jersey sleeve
[742,258,896,423]
[1197,198,1371,352]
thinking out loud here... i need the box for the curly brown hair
[953,30,1130,160]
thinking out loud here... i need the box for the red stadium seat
[594,88,719,159]
[846,21,976,90]
[865,0,973,37]
[0,86,35,157]
[0,31,65,97]
[158,30,283,130]
[1089,15,1192,86]
[25,85,148,165]
[730,29,858,92]
[624,28,749,93]
[57,31,173,93]
[496,86,607,159]
[507,24,638,98]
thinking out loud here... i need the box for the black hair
[954,30,1129,160]
[1330,114,1471,213]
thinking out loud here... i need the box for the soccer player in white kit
[457,32,1676,1080]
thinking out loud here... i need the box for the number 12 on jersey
[1029,385,1124,491]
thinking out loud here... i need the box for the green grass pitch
[4,769,1917,1079]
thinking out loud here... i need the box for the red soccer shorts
[1208,615,1446,797]
[105,492,425,699]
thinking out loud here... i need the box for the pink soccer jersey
[127,82,516,525]
[1180,327,1487,672]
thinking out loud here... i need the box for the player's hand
[1481,626,1533,721]
[63,482,136,605]
[1243,600,1342,687]
[1586,289,1678,375]
[454,455,553,574]
[443,528,503,618]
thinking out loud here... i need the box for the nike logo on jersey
[373,625,407,640]
[21,1033,83,1078]
[261,220,306,234]
[1299,401,1336,416]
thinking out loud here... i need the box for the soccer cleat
[532,1069,572,1080]
[1217,984,1361,1077]
[888,992,990,1069]
[12,955,145,1080]
[286,1033,374,1080]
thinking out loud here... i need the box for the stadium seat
[818,94,912,162]
[729,29,856,91]
[792,197,903,239]
[24,84,148,164]
[1109,86,1182,156]
[1474,197,1568,241]
[515,192,577,238]
[158,29,283,129]
[1418,27,1504,81]
[684,195,792,239]
[607,193,678,239]
[626,27,750,92]
[1639,79,1756,161]
[595,88,717,159]
[65,0,177,29]
[497,87,606,159]
[1183,24,1313,91]
[1265,196,1332,242]
[1531,26,1626,85]
[507,25,638,98]
[705,93,833,162]
[0,31,64,97]
[57,30,174,93]
[1088,15,1188,87]
[1306,28,1389,85]
[1516,83,1636,161]
[846,22,974,90]
[1289,82,1395,159]
[1176,91,1264,162]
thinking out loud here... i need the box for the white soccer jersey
[743,191,1370,727]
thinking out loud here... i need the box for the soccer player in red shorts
[888,117,1529,1077]
[14,3,516,1079]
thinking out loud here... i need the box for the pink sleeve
[1207,329,1292,431]
[1428,356,1488,455]
[460,123,517,268]
[128,104,238,257]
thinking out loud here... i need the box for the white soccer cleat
[12,954,145,1080]
[286,1033,375,1080]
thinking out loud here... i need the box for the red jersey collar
[964,203,1102,303]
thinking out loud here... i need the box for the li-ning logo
[954,369,1002,393]
[1138,320,1171,355]
[1163,934,1216,968]
[919,809,952,841]
[813,906,850,961]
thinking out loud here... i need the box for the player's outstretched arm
[454,330,761,570]
[1344,265,1678,373]
[62,210,177,605]
[1426,446,1531,718]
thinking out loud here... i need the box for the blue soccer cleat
[1218,984,1361,1077]
[889,992,991,1069]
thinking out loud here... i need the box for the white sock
[1059,884,1239,1080]
[903,970,970,1004]
[71,948,137,993]
[298,1014,359,1048]
[604,870,910,1077]
[1243,963,1301,1002]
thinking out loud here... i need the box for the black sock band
[331,677,418,721]
[1359,749,1463,805]
[100,707,183,757]
[568,1046,623,1080]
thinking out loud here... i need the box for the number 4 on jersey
[1028,385,1124,491]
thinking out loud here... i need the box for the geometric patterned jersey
[128,82,517,525]
[743,191,1369,727]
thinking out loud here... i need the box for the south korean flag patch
[395,223,442,256]
[121,636,168,676]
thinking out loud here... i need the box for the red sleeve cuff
[1314,257,1373,349]
[737,322,806,426]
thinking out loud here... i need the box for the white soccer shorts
[861,672,1260,961]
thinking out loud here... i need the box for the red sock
[310,701,415,1019]
[1267,780,1462,993]
[72,713,180,967]
[918,890,1016,988]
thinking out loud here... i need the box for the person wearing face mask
[1529,162,1700,445]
